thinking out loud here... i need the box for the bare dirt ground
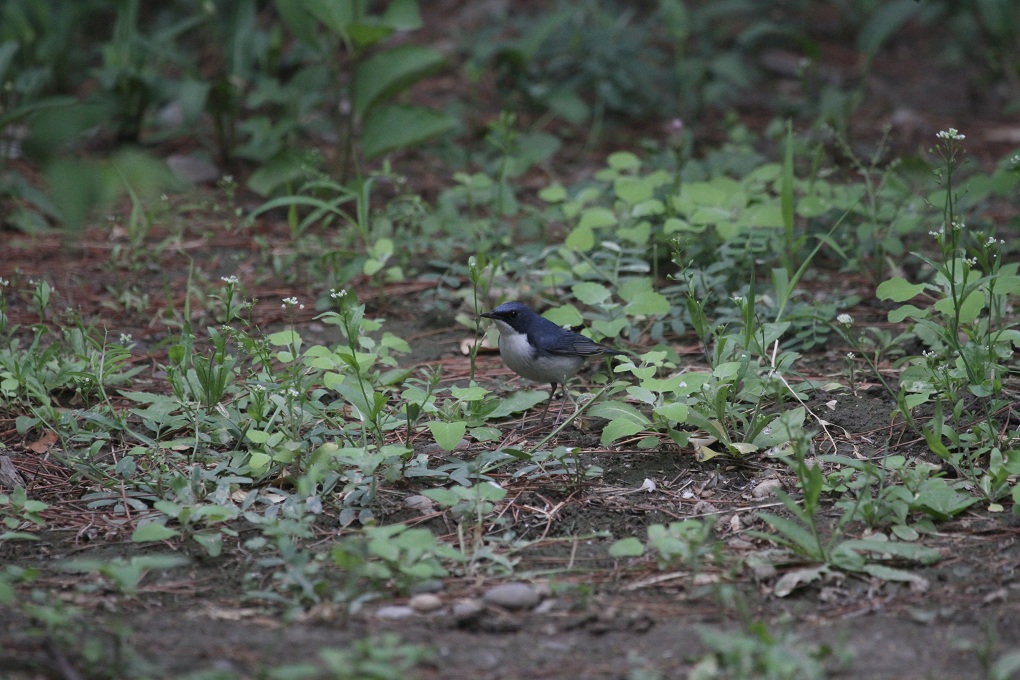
[2,4,1020,679]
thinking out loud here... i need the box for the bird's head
[479,301,538,334]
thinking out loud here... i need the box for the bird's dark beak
[479,311,496,320]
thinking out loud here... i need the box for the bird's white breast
[493,321,584,385]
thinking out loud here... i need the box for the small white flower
[846,352,855,360]
[966,257,978,266]
[330,288,348,299]
[221,275,239,285]
[836,313,853,326]
[119,333,133,344]
[285,388,300,398]
[732,295,744,304]
[928,230,941,238]
[952,219,965,231]
[282,297,301,308]
[0,278,8,287]
[678,381,687,389]
[251,384,267,393]
[936,128,965,140]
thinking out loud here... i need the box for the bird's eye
[507,311,516,318]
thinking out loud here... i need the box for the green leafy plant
[690,619,836,680]
[60,554,190,596]
[332,524,459,597]
[610,518,717,577]
[267,0,454,184]
[844,131,1020,506]
[749,439,941,590]
[0,486,48,540]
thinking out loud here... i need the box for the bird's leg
[537,382,557,425]
[552,383,572,424]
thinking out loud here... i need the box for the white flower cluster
[936,128,965,140]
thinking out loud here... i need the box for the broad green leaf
[381,0,422,29]
[888,304,928,323]
[565,225,594,251]
[609,537,645,558]
[248,451,271,470]
[361,104,455,159]
[713,361,744,379]
[857,0,923,56]
[614,177,653,204]
[841,538,941,564]
[353,45,445,116]
[618,221,652,245]
[273,0,320,46]
[427,421,467,451]
[578,206,617,229]
[914,479,978,519]
[640,375,688,393]
[876,277,927,302]
[607,151,641,170]
[131,523,179,543]
[539,183,567,202]
[193,530,223,557]
[755,513,819,556]
[573,282,612,306]
[933,292,984,324]
[543,304,583,328]
[742,201,785,228]
[663,217,696,233]
[451,384,489,401]
[469,427,502,442]
[796,195,831,218]
[601,418,646,447]
[487,390,549,419]
[653,402,689,423]
[754,407,806,448]
[298,0,354,36]
[623,291,669,316]
[246,148,309,195]
[267,329,302,349]
[588,400,650,424]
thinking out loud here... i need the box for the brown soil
[2,3,1019,679]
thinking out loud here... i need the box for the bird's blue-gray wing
[537,330,618,357]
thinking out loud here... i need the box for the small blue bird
[480,301,626,424]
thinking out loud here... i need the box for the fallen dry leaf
[27,431,58,454]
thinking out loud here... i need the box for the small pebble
[376,605,414,620]
[410,593,443,613]
[752,478,783,498]
[403,495,435,512]
[450,598,485,623]
[483,583,541,610]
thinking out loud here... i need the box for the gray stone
[483,583,541,610]
[409,593,443,613]
[375,605,414,620]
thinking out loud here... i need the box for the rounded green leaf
[427,421,467,451]
[876,277,927,302]
[609,537,645,558]
[578,206,617,229]
[361,105,456,159]
[131,523,179,543]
